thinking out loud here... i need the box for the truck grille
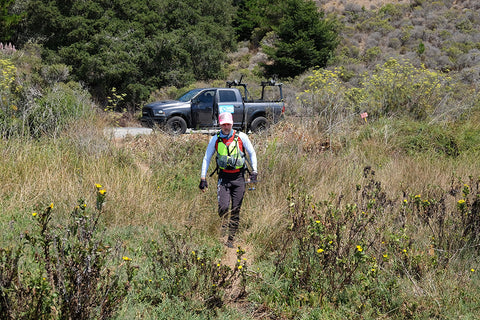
[142,108,154,118]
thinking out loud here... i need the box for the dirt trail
[221,239,253,269]
[221,239,257,314]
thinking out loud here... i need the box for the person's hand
[199,179,208,191]
[250,172,258,183]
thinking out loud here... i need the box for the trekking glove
[199,179,208,190]
[250,172,258,183]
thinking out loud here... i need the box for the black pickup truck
[140,80,285,134]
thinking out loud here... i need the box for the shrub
[26,82,94,138]
[16,0,237,108]
[0,48,97,139]
[0,57,22,137]
[346,57,454,119]
[296,67,351,135]
[0,185,133,319]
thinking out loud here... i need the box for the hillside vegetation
[1,0,480,319]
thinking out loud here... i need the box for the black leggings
[217,172,245,239]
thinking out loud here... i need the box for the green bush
[346,58,454,119]
[0,185,133,319]
[0,57,22,138]
[134,228,248,316]
[27,82,94,138]
[1,47,96,139]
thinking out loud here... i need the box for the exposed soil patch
[320,0,410,12]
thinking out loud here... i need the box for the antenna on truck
[226,75,252,102]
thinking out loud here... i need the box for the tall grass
[2,109,480,318]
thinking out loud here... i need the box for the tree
[233,0,284,44]
[0,0,23,42]
[13,0,236,109]
[262,0,339,78]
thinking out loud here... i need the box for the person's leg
[217,178,231,219]
[227,175,246,243]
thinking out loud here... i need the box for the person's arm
[239,132,257,173]
[200,135,217,179]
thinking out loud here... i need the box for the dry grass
[2,114,478,240]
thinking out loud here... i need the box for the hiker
[199,112,258,248]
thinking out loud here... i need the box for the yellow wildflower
[32,212,37,217]
[122,256,131,261]
[356,245,363,252]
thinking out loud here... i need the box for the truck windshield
[177,89,203,102]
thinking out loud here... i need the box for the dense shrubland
[1,0,480,319]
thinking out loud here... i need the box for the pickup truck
[140,80,285,134]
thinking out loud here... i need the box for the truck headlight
[154,110,165,116]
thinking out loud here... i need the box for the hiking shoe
[225,238,234,248]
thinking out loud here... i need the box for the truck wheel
[166,116,187,134]
[250,116,269,133]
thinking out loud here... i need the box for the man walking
[199,112,258,248]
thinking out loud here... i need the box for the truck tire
[250,116,269,133]
[166,116,187,134]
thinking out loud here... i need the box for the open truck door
[191,89,216,128]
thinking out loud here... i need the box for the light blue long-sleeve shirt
[201,131,257,178]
